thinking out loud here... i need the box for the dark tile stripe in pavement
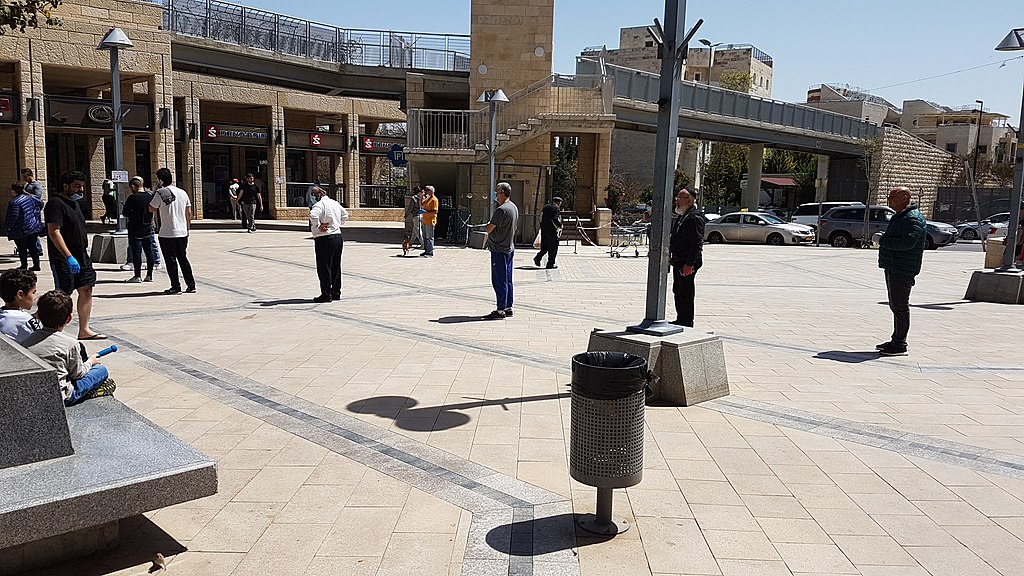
[101,327,578,576]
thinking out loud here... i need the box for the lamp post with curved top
[995,28,1024,271]
[97,27,133,235]
[477,89,509,219]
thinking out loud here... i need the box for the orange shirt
[421,195,439,226]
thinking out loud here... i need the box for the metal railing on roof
[584,60,878,141]
[149,0,471,72]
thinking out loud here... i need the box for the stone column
[182,88,203,219]
[20,58,47,195]
[744,143,764,210]
[344,111,360,208]
[815,154,830,202]
[150,73,176,179]
[269,102,286,217]
[87,136,106,220]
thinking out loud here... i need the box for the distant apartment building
[806,84,1017,167]
[579,26,774,98]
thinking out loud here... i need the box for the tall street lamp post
[477,89,509,218]
[97,28,133,235]
[697,38,721,208]
[970,100,986,240]
[995,28,1024,271]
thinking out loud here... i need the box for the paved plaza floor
[13,223,1024,576]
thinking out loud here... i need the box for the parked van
[790,202,863,229]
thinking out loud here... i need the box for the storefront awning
[761,176,797,187]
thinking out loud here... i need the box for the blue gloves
[67,255,80,274]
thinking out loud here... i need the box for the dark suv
[818,205,894,247]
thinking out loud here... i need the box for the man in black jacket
[668,188,705,327]
[534,196,563,269]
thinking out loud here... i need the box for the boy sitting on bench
[19,290,115,406]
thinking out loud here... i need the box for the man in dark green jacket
[877,186,926,356]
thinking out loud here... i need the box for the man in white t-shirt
[308,186,349,303]
[149,167,196,295]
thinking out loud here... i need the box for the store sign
[359,134,406,155]
[286,129,346,152]
[0,92,19,124]
[44,96,153,132]
[202,123,270,146]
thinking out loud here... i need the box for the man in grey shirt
[483,182,518,319]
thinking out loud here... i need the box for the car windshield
[760,214,785,224]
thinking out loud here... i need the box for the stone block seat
[0,337,217,574]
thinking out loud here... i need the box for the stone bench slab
[0,397,218,550]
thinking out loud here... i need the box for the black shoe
[875,341,891,351]
[534,255,542,267]
[143,275,153,282]
[164,287,182,295]
[504,308,513,317]
[331,294,341,301]
[125,276,142,283]
[878,343,908,356]
[30,265,41,271]
[185,286,197,293]
[313,294,332,303]
[483,310,506,320]
[546,264,558,269]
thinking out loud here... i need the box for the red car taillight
[990,226,998,234]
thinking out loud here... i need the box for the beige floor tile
[856,567,931,576]
[807,508,886,536]
[233,466,315,503]
[393,488,462,534]
[231,522,331,576]
[163,551,246,576]
[667,459,728,481]
[870,514,959,547]
[728,474,791,496]
[275,485,354,525]
[943,525,1024,576]
[831,534,917,566]
[703,529,781,560]
[679,480,742,506]
[635,517,720,575]
[318,507,402,557]
[344,470,412,507]
[785,484,858,510]
[741,495,810,519]
[768,465,834,485]
[905,544,1002,576]
[376,532,456,576]
[848,493,923,516]
[267,436,329,467]
[913,500,994,526]
[717,559,792,576]
[774,543,857,574]
[947,485,1024,517]
[150,507,219,542]
[690,504,761,532]
[577,536,655,576]
[627,489,692,519]
[188,502,285,552]
[756,518,831,544]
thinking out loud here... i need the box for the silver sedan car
[704,212,816,245]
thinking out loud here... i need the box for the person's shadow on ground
[814,351,883,364]
[256,298,315,306]
[431,315,497,324]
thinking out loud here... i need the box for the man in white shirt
[149,168,196,295]
[308,186,349,303]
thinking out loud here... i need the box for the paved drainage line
[710,397,1024,480]
[104,329,576,576]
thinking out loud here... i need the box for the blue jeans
[490,250,514,310]
[422,223,435,255]
[127,233,160,266]
[66,364,109,406]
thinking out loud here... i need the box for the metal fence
[579,59,878,141]
[283,182,346,208]
[407,74,610,150]
[360,185,407,208]
[933,187,1014,224]
[155,0,470,71]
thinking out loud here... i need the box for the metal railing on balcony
[360,185,407,208]
[407,74,612,151]
[152,0,471,72]
[584,60,878,141]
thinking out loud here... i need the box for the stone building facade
[0,0,407,225]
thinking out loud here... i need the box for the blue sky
[243,0,1023,124]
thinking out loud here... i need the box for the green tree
[552,136,578,209]
[703,143,747,206]
[0,1,61,35]
[718,71,752,93]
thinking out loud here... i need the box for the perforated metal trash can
[569,352,649,535]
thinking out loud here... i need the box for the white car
[988,222,1008,239]
[705,212,815,245]
[958,212,1011,240]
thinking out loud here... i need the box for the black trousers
[14,236,40,268]
[672,266,698,327]
[128,234,155,277]
[159,236,195,290]
[535,233,559,267]
[314,234,344,298]
[884,270,915,346]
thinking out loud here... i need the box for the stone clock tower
[469,0,554,102]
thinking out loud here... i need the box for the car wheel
[926,236,936,250]
[707,232,724,244]
[766,233,785,246]
[961,228,978,241]
[829,232,853,248]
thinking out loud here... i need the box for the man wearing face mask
[44,170,105,340]
[668,188,705,328]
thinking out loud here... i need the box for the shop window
[945,143,957,153]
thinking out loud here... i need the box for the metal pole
[998,74,1024,271]
[111,47,127,235]
[627,0,688,336]
[970,101,985,243]
[972,100,984,179]
[488,99,497,219]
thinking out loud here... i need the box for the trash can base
[578,514,630,535]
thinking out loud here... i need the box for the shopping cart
[608,221,650,258]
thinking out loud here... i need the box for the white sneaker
[119,263,132,271]
[154,263,162,270]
